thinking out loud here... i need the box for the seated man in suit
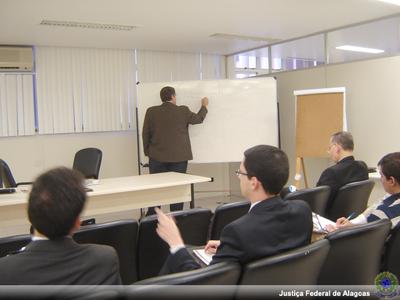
[328,152,400,231]
[0,167,121,285]
[317,131,368,211]
[156,145,313,274]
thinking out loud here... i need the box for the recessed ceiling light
[40,20,138,31]
[336,45,385,54]
[376,0,400,6]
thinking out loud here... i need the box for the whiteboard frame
[136,78,279,169]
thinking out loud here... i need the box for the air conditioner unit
[0,46,33,72]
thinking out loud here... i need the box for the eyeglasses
[235,169,249,177]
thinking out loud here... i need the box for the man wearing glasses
[155,145,312,274]
[317,131,368,212]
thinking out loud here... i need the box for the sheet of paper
[313,213,336,233]
[193,249,213,265]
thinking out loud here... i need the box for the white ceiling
[1,0,400,55]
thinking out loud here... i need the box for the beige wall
[0,131,138,182]
[269,55,400,200]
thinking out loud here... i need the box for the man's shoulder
[285,199,312,217]
[146,105,162,112]
[177,105,190,112]
[81,243,118,258]
[354,159,368,170]
[0,246,31,271]
[337,157,368,174]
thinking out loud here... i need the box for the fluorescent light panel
[40,20,137,31]
[376,0,400,6]
[336,45,385,54]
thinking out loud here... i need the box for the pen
[346,212,355,221]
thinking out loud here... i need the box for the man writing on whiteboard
[142,86,209,215]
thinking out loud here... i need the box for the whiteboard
[137,77,278,163]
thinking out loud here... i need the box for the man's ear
[335,144,342,155]
[250,176,260,190]
[70,217,81,235]
[388,176,397,187]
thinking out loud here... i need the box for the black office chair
[209,200,250,240]
[381,226,400,278]
[135,262,240,285]
[327,179,375,221]
[137,208,212,280]
[0,234,31,258]
[0,287,121,300]
[0,159,32,188]
[130,262,240,300]
[73,219,139,284]
[238,239,329,286]
[72,148,102,179]
[318,219,391,285]
[284,186,330,216]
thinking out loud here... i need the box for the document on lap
[312,212,336,233]
[193,249,213,265]
[85,179,100,186]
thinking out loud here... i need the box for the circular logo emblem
[375,272,398,298]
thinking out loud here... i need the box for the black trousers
[146,158,188,215]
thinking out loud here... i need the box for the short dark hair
[331,131,354,151]
[378,152,400,184]
[28,167,86,239]
[243,145,289,194]
[160,86,176,102]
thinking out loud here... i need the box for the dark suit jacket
[316,155,368,210]
[0,237,121,285]
[160,196,313,274]
[142,102,207,162]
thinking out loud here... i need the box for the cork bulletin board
[294,88,346,158]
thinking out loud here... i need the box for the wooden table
[0,172,211,237]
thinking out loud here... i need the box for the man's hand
[325,217,354,233]
[325,224,337,232]
[155,207,184,248]
[201,97,209,107]
[204,240,220,255]
[336,217,353,228]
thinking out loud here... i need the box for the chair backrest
[73,219,138,284]
[131,263,240,300]
[327,179,375,221]
[137,208,212,280]
[284,186,330,216]
[0,159,17,188]
[0,234,31,258]
[209,200,250,240]
[238,239,330,286]
[318,219,391,285]
[381,226,400,278]
[135,262,241,285]
[72,148,102,179]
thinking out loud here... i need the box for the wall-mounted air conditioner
[0,46,33,72]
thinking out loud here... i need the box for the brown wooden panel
[296,93,344,157]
